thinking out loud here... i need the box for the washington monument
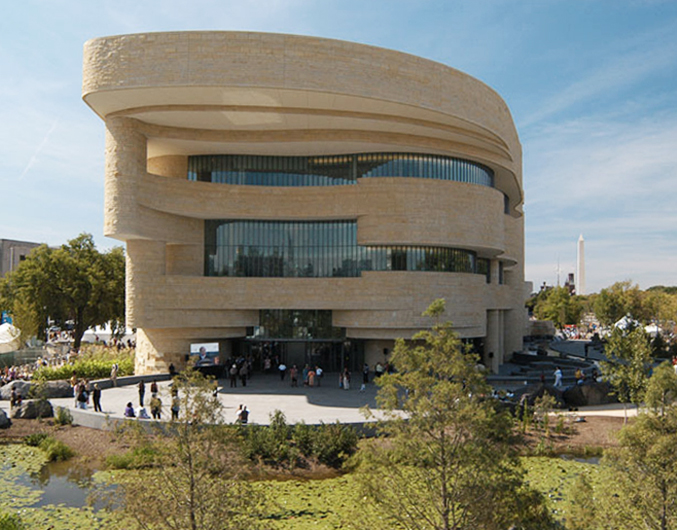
[577,234,586,295]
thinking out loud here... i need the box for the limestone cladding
[82,31,525,374]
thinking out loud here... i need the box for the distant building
[0,239,41,278]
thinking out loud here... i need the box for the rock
[581,381,617,406]
[0,380,32,401]
[10,399,54,419]
[41,380,75,399]
[562,384,588,407]
[0,408,11,429]
[516,383,566,408]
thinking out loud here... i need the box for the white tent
[0,322,21,354]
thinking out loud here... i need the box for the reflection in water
[20,460,114,509]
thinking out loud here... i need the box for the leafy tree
[645,362,677,416]
[112,371,263,530]
[596,407,677,530]
[357,299,555,530]
[593,280,646,326]
[0,233,124,350]
[531,286,584,329]
[601,326,653,421]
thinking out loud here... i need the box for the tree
[0,233,124,350]
[357,299,555,530]
[601,326,653,422]
[531,286,584,329]
[593,280,646,326]
[113,371,263,530]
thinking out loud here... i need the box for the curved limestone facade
[82,31,525,374]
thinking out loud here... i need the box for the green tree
[357,299,555,530]
[0,233,124,350]
[597,407,677,530]
[601,326,653,421]
[113,371,263,530]
[645,362,677,416]
[532,286,583,329]
[593,280,646,326]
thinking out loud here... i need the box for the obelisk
[576,234,586,295]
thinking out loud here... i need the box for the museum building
[82,31,526,375]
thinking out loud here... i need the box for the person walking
[278,363,287,382]
[150,395,162,420]
[138,379,146,406]
[110,363,118,387]
[553,366,563,388]
[92,383,102,412]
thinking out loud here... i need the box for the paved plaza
[47,373,381,427]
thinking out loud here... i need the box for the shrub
[312,422,359,468]
[24,432,50,447]
[0,512,26,530]
[54,406,73,426]
[32,346,134,381]
[105,444,157,470]
[38,436,75,462]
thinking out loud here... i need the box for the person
[10,387,20,409]
[236,404,249,424]
[553,366,563,388]
[76,383,88,409]
[375,362,384,378]
[315,365,323,386]
[150,395,162,420]
[110,363,118,387]
[302,364,310,386]
[239,363,248,387]
[124,402,136,418]
[168,363,176,376]
[92,383,102,412]
[575,368,584,385]
[138,379,146,406]
[342,367,351,390]
[70,371,79,407]
[290,365,299,387]
[137,406,150,419]
[278,363,287,382]
[308,367,316,387]
[362,363,370,385]
[171,395,180,421]
[229,364,238,388]
[150,380,158,396]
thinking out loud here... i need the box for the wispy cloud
[19,120,59,180]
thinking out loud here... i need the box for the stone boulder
[0,408,11,429]
[0,380,32,401]
[562,384,588,408]
[515,383,566,409]
[41,380,75,399]
[562,381,617,407]
[10,399,54,419]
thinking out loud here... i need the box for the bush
[54,406,73,426]
[24,432,49,447]
[0,512,26,530]
[32,345,134,381]
[105,444,157,470]
[38,436,75,462]
[240,410,358,469]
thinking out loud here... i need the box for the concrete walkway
[45,373,382,428]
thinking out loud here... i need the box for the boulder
[10,399,54,419]
[581,381,617,406]
[515,383,566,409]
[0,380,32,401]
[41,380,75,399]
[0,408,10,429]
[562,384,588,407]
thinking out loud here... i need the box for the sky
[1,0,676,294]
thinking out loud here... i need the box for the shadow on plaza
[212,372,379,409]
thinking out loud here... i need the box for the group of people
[125,379,170,420]
[278,363,324,387]
[70,373,103,412]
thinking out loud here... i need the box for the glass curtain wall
[189,153,494,188]
[205,220,481,278]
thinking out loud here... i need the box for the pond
[0,444,122,529]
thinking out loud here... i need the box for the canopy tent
[0,322,21,354]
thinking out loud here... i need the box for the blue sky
[1,0,676,294]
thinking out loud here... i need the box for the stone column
[104,117,147,239]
